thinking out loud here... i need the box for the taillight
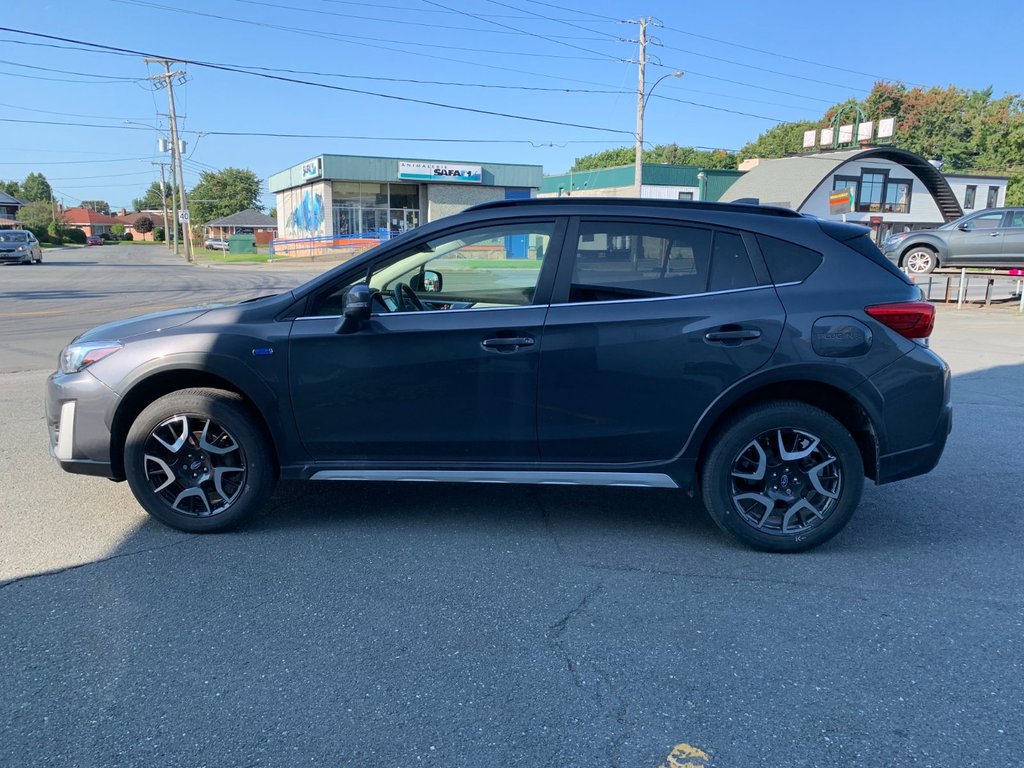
[864,301,935,339]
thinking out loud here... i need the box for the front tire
[903,247,937,275]
[700,401,864,552]
[124,388,276,532]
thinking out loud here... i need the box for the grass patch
[194,249,270,263]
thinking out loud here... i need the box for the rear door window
[756,235,824,284]
[566,220,757,303]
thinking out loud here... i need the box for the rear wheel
[700,401,864,552]
[903,247,937,275]
[124,388,276,532]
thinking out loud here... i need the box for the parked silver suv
[883,207,1024,274]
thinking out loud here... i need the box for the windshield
[0,232,29,242]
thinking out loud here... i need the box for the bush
[64,228,87,244]
[99,232,116,241]
[153,227,164,241]
[111,223,126,237]
[134,216,154,234]
[123,231,133,241]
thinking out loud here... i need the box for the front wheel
[903,247,937,275]
[124,388,276,532]
[700,401,864,552]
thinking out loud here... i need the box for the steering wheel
[393,282,425,311]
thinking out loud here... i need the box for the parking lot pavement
[1,255,1023,767]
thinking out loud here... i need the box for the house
[0,191,26,229]
[203,209,278,245]
[62,207,126,237]
[117,209,167,242]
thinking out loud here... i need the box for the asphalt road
[1,245,1023,768]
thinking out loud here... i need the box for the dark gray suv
[46,199,952,551]
[883,207,1024,274]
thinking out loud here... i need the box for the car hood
[74,305,212,344]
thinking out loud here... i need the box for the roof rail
[464,197,803,218]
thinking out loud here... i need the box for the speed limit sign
[177,210,190,222]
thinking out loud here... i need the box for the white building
[722,147,1009,244]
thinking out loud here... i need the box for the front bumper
[0,251,30,263]
[46,369,120,478]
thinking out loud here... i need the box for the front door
[538,217,785,464]
[288,218,564,463]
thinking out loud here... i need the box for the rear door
[537,217,786,464]
[1000,210,1024,266]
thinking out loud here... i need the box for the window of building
[677,191,694,201]
[331,182,421,238]
[883,180,912,213]
[833,176,858,194]
[964,185,976,209]
[567,222,756,303]
[856,171,887,212]
[987,185,1000,208]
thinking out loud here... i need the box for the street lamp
[635,70,683,195]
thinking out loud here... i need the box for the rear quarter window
[755,235,823,284]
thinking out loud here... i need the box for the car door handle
[989,232,1001,237]
[705,329,762,343]
[481,336,535,352]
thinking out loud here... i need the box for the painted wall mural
[286,190,324,236]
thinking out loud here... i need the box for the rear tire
[124,388,276,532]
[903,247,937,275]
[700,401,864,552]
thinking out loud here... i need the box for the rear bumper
[876,401,952,484]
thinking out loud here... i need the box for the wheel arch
[108,361,285,481]
[685,370,882,484]
[898,237,945,267]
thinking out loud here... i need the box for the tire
[700,401,864,552]
[902,247,937,275]
[124,388,276,532]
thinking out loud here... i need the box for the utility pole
[634,16,648,197]
[151,162,171,249]
[146,59,193,263]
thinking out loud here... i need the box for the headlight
[16,245,25,252]
[59,341,122,374]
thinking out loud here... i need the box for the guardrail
[906,268,1024,312]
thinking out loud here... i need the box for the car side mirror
[958,223,971,231]
[409,270,443,293]
[335,284,372,334]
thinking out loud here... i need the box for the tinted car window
[709,231,757,292]
[756,234,823,284]
[570,221,725,302]
[1008,211,1024,228]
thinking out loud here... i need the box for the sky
[1,0,1021,211]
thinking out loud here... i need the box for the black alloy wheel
[701,401,863,552]
[125,388,275,532]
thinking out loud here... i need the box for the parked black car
[882,207,1024,274]
[46,199,951,551]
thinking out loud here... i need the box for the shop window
[677,191,694,200]
[964,185,976,209]
[883,180,912,213]
[987,186,999,208]
[856,171,886,212]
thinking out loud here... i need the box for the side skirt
[308,469,679,489]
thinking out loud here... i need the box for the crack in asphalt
[0,536,198,592]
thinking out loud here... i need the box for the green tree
[188,167,263,224]
[20,172,52,203]
[571,143,738,172]
[738,120,819,160]
[134,215,154,234]
[81,200,111,215]
[0,180,20,198]
[132,181,175,212]
[16,200,54,229]
[111,223,126,237]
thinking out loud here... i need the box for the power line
[0,58,144,81]
[420,0,623,60]
[660,24,921,86]
[0,27,636,137]
[650,62,839,105]
[653,94,783,122]
[0,71,141,85]
[517,0,622,22]
[480,0,623,41]
[0,156,153,166]
[225,0,613,40]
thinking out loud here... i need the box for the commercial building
[720,147,1008,243]
[268,154,542,245]
[538,164,744,201]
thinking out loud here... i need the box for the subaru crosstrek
[46,199,952,551]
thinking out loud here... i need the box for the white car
[204,237,229,252]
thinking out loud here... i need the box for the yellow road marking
[659,742,711,768]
